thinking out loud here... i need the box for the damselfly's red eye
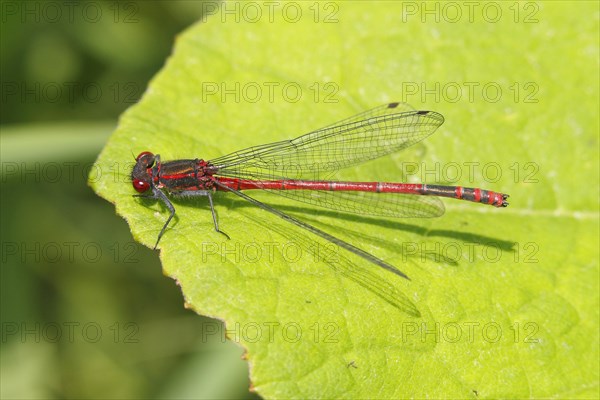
[136,151,154,161]
[132,179,150,193]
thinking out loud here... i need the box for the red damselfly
[131,102,509,280]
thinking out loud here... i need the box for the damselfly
[131,102,509,280]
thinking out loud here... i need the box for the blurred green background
[1,1,260,398]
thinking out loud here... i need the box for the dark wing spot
[387,102,400,108]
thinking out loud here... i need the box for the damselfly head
[131,151,155,193]
[136,151,155,165]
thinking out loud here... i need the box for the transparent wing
[211,102,445,218]
[210,102,444,181]
[251,188,445,218]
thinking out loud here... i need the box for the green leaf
[90,2,599,398]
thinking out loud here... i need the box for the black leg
[169,190,231,240]
[152,187,176,249]
[207,192,230,240]
[133,187,176,249]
